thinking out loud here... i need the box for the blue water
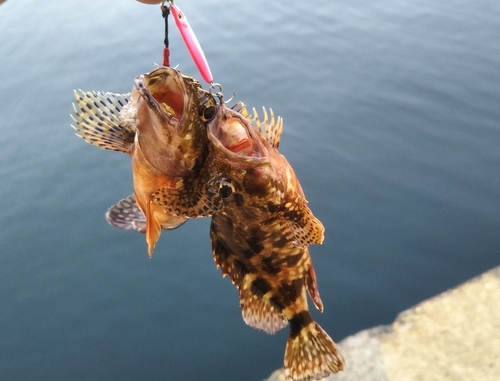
[1,0,499,380]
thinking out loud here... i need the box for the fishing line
[161,2,170,67]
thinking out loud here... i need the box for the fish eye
[201,105,216,122]
[199,95,217,122]
[218,179,234,199]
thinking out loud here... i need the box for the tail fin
[284,320,345,381]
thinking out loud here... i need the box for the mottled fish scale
[211,210,344,379]
[71,67,213,256]
[196,104,343,380]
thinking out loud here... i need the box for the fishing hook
[209,83,226,104]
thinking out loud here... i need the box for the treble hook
[209,83,224,104]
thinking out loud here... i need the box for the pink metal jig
[170,3,213,84]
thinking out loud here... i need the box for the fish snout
[134,76,157,109]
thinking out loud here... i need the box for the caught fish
[152,103,345,380]
[71,67,214,256]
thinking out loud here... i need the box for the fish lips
[133,68,187,127]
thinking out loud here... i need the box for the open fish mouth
[131,67,206,176]
[207,106,269,166]
[218,117,252,155]
[133,67,187,124]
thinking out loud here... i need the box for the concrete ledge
[265,266,500,381]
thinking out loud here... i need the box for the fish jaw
[132,67,208,177]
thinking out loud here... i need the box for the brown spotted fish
[71,67,214,256]
[152,104,345,380]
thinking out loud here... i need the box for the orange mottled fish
[152,104,345,380]
[71,67,214,256]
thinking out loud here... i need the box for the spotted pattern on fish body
[186,104,343,380]
[210,212,344,380]
[72,73,344,379]
[71,67,213,256]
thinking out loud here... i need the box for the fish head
[203,104,325,245]
[132,67,209,176]
[204,105,288,222]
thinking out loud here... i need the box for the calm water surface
[1,1,499,380]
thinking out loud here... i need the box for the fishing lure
[163,0,214,85]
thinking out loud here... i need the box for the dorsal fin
[231,102,283,150]
[71,90,135,154]
[249,107,283,150]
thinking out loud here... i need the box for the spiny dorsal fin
[277,199,325,246]
[250,107,283,150]
[232,102,284,150]
[105,194,146,232]
[230,101,248,115]
[71,90,135,153]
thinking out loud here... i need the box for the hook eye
[161,0,174,10]
[218,178,234,200]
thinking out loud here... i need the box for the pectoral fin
[278,201,325,246]
[106,195,146,232]
[71,90,135,153]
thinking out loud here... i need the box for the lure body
[171,4,213,84]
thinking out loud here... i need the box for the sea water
[0,1,499,380]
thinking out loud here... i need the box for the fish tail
[284,311,344,381]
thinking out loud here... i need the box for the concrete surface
[264,266,500,381]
